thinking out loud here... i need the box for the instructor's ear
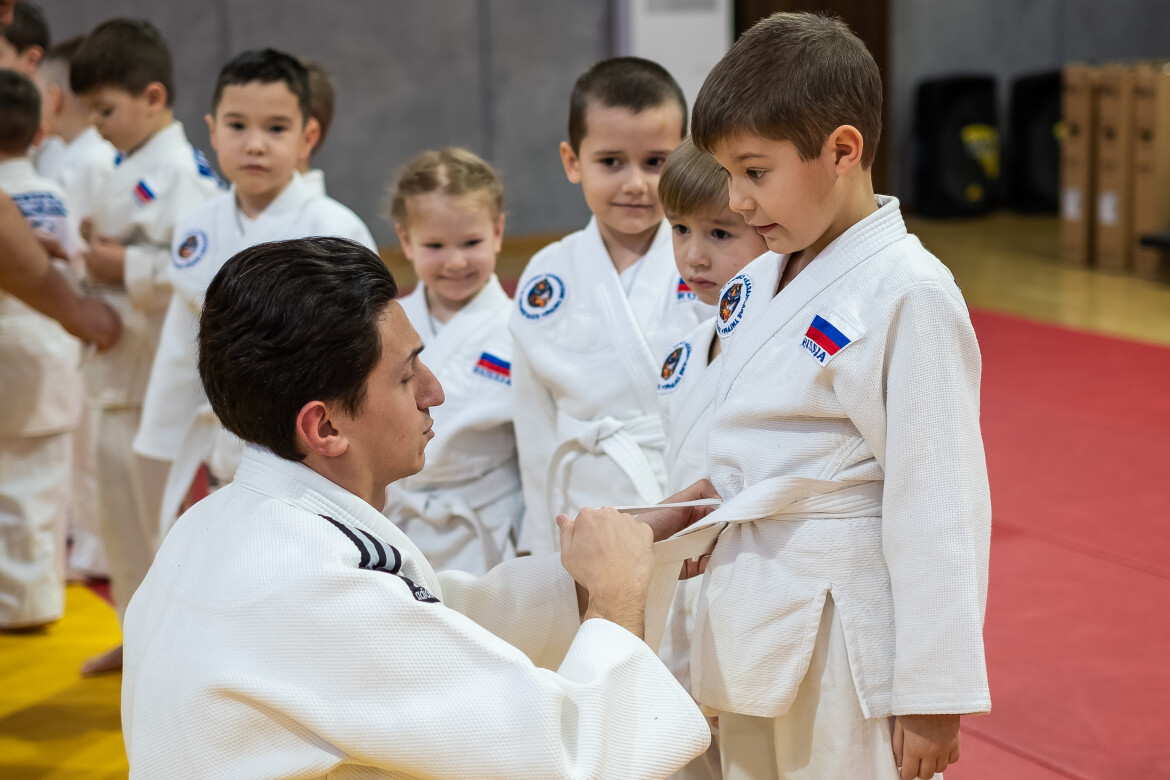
[295,400,348,458]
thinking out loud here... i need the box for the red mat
[948,310,1170,780]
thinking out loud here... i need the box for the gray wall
[39,1,611,244]
[890,0,1170,201]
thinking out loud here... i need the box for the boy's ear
[32,121,46,148]
[295,399,348,459]
[143,81,168,111]
[204,113,218,152]
[394,223,414,261]
[491,211,506,254]
[300,116,321,164]
[559,141,582,184]
[826,125,864,174]
[20,46,43,72]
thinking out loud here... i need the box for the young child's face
[208,81,315,203]
[82,85,161,153]
[395,191,503,313]
[711,134,838,257]
[668,203,768,306]
[561,102,683,241]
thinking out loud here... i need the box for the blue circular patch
[172,228,209,269]
[715,274,752,337]
[518,273,566,320]
[657,341,691,393]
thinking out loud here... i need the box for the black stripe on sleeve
[319,514,370,568]
[355,528,388,570]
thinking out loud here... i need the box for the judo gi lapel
[405,276,510,372]
[669,322,720,458]
[718,196,907,404]
[234,446,445,599]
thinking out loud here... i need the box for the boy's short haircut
[70,18,174,105]
[692,12,882,170]
[199,237,399,463]
[303,60,334,156]
[2,1,49,54]
[0,68,42,153]
[388,146,504,227]
[568,56,687,154]
[212,48,310,122]
[658,137,729,218]
[43,35,84,66]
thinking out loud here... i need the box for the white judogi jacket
[510,218,709,553]
[691,196,991,720]
[123,445,710,779]
[135,174,375,530]
[36,127,117,225]
[386,279,522,574]
[0,159,82,438]
[658,318,720,495]
[83,121,222,410]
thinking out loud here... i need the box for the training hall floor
[3,213,1169,779]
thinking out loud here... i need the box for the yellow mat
[0,585,128,779]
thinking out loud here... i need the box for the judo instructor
[120,236,713,779]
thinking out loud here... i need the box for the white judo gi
[36,126,117,578]
[385,278,522,574]
[0,159,83,626]
[123,445,710,779]
[510,218,709,554]
[691,196,991,779]
[135,172,375,534]
[83,121,222,618]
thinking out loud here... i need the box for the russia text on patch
[802,315,852,364]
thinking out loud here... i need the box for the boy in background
[688,13,991,779]
[135,49,374,541]
[509,57,707,555]
[69,18,222,674]
[0,69,81,628]
[300,59,333,195]
[0,0,47,75]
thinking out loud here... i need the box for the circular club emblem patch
[518,273,566,320]
[657,341,692,393]
[172,228,209,269]
[716,273,752,337]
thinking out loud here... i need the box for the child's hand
[34,230,69,262]
[638,478,721,542]
[78,216,94,244]
[893,714,960,779]
[82,235,126,284]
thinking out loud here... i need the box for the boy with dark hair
[122,235,713,778]
[69,17,222,674]
[685,12,990,779]
[0,68,82,628]
[135,48,374,549]
[0,0,47,75]
[300,59,333,195]
[509,57,707,555]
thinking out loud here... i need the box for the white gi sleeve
[510,338,560,554]
[274,567,710,778]
[867,281,992,715]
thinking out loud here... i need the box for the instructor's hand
[558,508,654,639]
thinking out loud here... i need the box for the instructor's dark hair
[212,48,311,122]
[70,18,174,105]
[199,237,399,462]
[568,56,687,154]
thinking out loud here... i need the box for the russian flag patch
[676,277,696,301]
[801,315,852,364]
[473,352,511,384]
[133,179,156,205]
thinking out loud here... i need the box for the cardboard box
[1132,62,1170,279]
[1059,64,1098,266]
[1094,64,1137,272]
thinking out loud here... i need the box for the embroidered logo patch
[801,315,852,365]
[172,228,209,269]
[716,274,752,337]
[132,179,156,205]
[676,277,696,301]
[193,149,225,188]
[518,273,566,320]
[657,341,691,393]
[473,352,511,384]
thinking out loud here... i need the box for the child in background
[300,60,333,196]
[69,18,222,674]
[688,13,991,778]
[383,147,520,574]
[509,57,707,554]
[136,49,375,541]
[0,1,47,76]
[0,69,81,628]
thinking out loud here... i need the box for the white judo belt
[546,411,666,529]
[618,477,883,654]
[388,467,520,571]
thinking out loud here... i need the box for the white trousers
[92,406,167,621]
[68,400,108,576]
[0,432,70,627]
[719,596,935,780]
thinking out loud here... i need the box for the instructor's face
[338,302,444,489]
